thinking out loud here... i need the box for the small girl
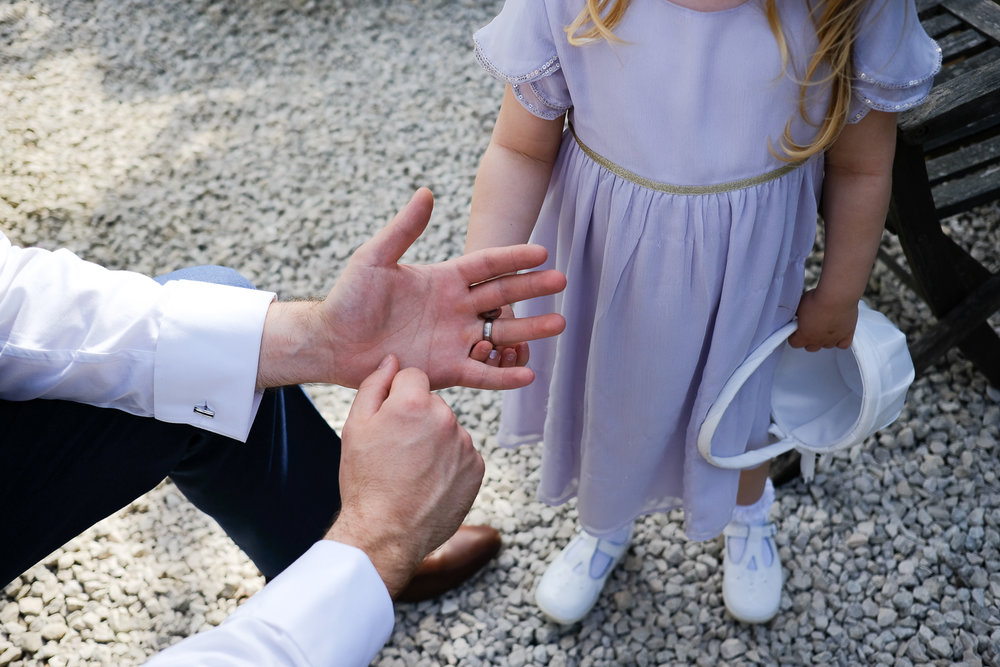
[466,0,939,624]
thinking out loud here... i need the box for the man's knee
[154,265,256,289]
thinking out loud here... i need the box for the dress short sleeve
[848,0,942,123]
[474,0,572,120]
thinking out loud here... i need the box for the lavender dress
[474,0,939,540]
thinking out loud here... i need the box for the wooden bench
[882,0,1000,386]
[773,0,1000,486]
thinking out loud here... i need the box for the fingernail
[489,350,499,361]
[378,355,392,369]
[504,351,517,364]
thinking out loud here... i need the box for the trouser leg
[1,398,201,586]
[2,386,341,587]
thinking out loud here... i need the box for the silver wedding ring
[482,318,495,345]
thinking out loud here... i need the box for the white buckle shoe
[535,527,632,625]
[722,521,783,623]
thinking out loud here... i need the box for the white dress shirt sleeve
[0,232,275,441]
[145,541,395,667]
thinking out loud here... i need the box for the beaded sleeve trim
[473,39,561,85]
[849,91,933,123]
[509,83,568,121]
[849,42,942,123]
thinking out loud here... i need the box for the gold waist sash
[570,125,805,195]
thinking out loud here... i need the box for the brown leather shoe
[395,525,501,603]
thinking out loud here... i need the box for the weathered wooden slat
[941,0,1000,44]
[934,46,1000,86]
[933,164,1000,217]
[898,58,1000,139]
[935,26,988,61]
[917,0,946,15]
[926,133,1000,182]
[922,110,1000,152]
[920,12,963,38]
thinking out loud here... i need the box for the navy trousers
[1,267,342,586]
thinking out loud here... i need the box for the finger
[514,341,530,367]
[470,269,567,313]
[479,341,503,368]
[469,340,495,364]
[500,347,519,367]
[348,354,400,420]
[454,244,550,286]
[449,362,536,391]
[480,344,522,368]
[390,365,433,397]
[354,188,434,267]
[493,344,529,368]
[486,313,566,347]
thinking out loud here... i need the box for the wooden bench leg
[909,274,1000,378]
[891,137,1000,386]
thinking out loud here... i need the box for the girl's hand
[787,289,859,352]
[469,305,530,368]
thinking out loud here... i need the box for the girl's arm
[789,109,898,352]
[465,85,566,367]
[466,85,566,253]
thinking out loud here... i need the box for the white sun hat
[698,301,914,479]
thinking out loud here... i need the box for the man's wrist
[256,300,334,389]
[324,516,421,599]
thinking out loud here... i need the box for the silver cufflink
[193,403,215,418]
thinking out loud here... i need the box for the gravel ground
[2,1,999,665]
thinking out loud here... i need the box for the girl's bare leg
[736,461,771,506]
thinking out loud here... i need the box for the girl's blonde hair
[565,0,868,161]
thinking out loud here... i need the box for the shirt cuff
[146,541,395,666]
[153,279,276,441]
[231,541,395,665]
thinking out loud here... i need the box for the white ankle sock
[728,478,775,568]
[731,477,775,526]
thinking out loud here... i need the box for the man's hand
[324,355,484,598]
[256,188,566,390]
